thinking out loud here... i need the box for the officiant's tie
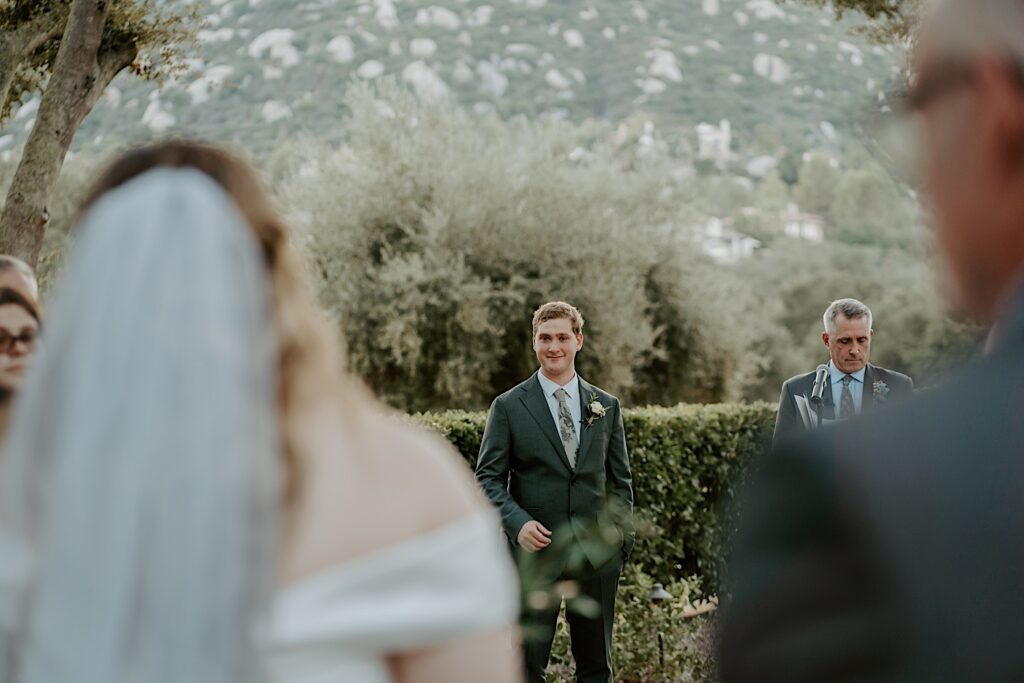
[840,374,855,419]
[554,388,578,468]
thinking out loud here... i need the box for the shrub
[281,80,756,412]
[415,401,776,590]
[548,566,718,683]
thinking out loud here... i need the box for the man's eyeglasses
[0,329,38,354]
[864,55,1024,189]
[899,56,1024,113]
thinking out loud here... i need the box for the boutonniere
[873,380,890,401]
[585,392,607,428]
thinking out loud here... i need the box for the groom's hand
[517,520,552,552]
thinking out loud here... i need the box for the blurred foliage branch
[791,0,922,45]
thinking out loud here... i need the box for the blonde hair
[532,301,584,336]
[82,141,365,508]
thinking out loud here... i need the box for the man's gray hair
[823,298,873,335]
[924,0,1024,61]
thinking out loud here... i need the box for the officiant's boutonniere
[873,380,890,401]
[585,392,607,428]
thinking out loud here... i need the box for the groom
[476,301,634,683]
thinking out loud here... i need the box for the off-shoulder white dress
[268,510,519,683]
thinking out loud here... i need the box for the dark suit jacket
[720,342,1024,681]
[475,373,635,568]
[773,363,914,445]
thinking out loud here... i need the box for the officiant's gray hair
[823,299,872,335]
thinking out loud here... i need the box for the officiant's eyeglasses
[0,329,38,355]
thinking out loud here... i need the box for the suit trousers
[521,550,622,683]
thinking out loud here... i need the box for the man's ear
[577,333,584,350]
[870,329,875,339]
[821,332,830,348]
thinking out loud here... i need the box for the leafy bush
[415,401,776,590]
[281,81,759,412]
[548,566,717,683]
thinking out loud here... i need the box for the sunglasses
[0,328,39,354]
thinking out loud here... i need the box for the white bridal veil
[0,169,281,682]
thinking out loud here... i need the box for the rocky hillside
[1,0,904,158]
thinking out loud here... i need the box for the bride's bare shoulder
[280,402,487,584]
[355,410,484,522]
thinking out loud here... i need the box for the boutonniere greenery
[585,392,607,428]
[873,380,890,401]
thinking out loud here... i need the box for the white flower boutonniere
[873,380,890,401]
[585,392,607,428]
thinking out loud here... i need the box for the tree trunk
[0,0,111,265]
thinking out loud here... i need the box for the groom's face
[533,317,583,379]
[822,314,873,374]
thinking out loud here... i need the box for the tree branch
[0,2,70,121]
[85,41,138,112]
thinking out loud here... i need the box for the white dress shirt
[536,370,582,442]
[828,361,866,415]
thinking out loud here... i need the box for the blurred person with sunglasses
[720,1,1024,681]
[0,287,40,439]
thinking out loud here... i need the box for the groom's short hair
[532,301,584,336]
[823,298,872,335]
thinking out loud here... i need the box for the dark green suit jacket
[773,363,914,445]
[475,372,635,568]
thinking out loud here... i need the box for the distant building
[695,119,734,164]
[697,217,761,264]
[782,203,825,242]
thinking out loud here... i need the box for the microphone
[810,364,829,405]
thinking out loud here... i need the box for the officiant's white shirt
[828,361,865,414]
[537,370,582,441]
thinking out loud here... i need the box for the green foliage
[415,402,777,590]
[831,164,918,247]
[739,240,983,398]
[284,81,754,411]
[548,566,717,683]
[792,153,840,219]
[792,0,921,45]
[0,0,201,125]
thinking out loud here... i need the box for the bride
[0,142,521,682]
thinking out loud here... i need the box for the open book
[793,394,840,431]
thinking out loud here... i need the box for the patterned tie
[840,374,855,419]
[554,388,578,468]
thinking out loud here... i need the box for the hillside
[0,0,904,159]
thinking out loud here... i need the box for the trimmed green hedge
[415,402,776,588]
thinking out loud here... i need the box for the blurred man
[721,1,1024,680]
[476,301,634,683]
[773,298,913,444]
[0,255,38,304]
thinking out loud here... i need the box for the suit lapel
[576,377,597,468]
[520,374,574,472]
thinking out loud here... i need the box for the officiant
[772,298,913,444]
